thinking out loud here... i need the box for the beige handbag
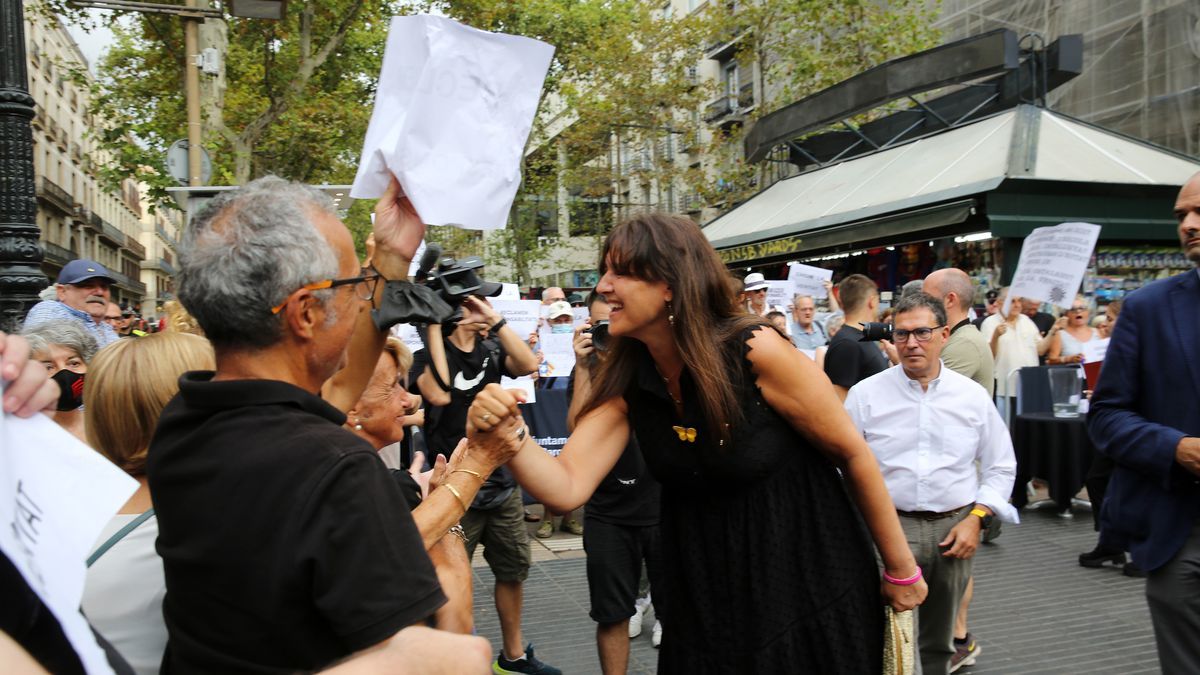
[883,607,916,675]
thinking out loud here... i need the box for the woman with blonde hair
[345,337,471,633]
[81,332,215,675]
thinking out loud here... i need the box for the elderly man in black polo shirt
[147,176,516,673]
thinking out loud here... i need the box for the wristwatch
[970,507,994,529]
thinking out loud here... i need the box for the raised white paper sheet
[351,15,555,231]
[1004,222,1101,314]
[0,412,137,675]
[765,281,792,312]
[537,331,576,377]
[491,299,541,339]
[787,262,833,299]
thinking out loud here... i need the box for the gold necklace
[654,365,684,407]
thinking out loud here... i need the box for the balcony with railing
[123,234,146,258]
[141,257,178,277]
[738,81,755,110]
[36,177,78,215]
[704,95,736,122]
[109,270,146,296]
[99,218,126,246]
[156,224,181,251]
[41,241,78,266]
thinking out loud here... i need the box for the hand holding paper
[372,177,426,278]
[351,15,555,232]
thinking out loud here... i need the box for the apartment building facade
[502,0,1200,290]
[23,5,174,310]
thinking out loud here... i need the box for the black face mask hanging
[51,369,86,411]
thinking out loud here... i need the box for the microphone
[415,243,442,281]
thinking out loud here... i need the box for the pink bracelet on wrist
[883,566,923,586]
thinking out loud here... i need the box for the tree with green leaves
[68,0,404,210]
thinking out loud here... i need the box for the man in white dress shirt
[845,292,1017,675]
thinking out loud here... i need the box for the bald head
[541,287,565,304]
[923,268,975,322]
[1177,171,1200,266]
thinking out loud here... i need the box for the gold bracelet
[443,483,469,514]
[451,469,485,483]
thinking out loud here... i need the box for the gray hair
[894,291,948,327]
[900,279,925,299]
[22,320,99,364]
[791,293,815,306]
[177,176,340,350]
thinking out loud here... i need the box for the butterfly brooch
[672,426,697,443]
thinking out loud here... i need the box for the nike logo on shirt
[453,357,490,391]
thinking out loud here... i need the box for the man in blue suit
[1088,171,1200,673]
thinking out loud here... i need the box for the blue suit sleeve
[1087,289,1187,491]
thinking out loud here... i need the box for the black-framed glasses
[271,267,382,314]
[893,325,945,343]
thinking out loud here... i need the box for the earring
[354,418,363,430]
[666,300,675,327]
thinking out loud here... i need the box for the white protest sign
[572,307,590,325]
[537,331,576,377]
[1,412,138,675]
[1004,222,1102,315]
[497,283,521,301]
[351,15,555,231]
[765,281,792,312]
[492,299,541,338]
[787,262,833,299]
[501,376,537,404]
[1082,337,1110,364]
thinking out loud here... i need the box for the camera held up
[858,321,894,342]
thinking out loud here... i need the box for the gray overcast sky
[65,10,117,72]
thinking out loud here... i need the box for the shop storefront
[707,105,1199,306]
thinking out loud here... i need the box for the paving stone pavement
[471,506,1158,674]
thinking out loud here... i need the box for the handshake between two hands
[462,384,533,468]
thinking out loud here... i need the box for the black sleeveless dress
[624,334,883,673]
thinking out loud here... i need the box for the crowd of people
[1,170,1197,675]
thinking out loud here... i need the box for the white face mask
[551,323,573,334]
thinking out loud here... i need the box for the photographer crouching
[412,295,559,675]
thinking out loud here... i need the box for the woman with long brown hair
[468,213,926,673]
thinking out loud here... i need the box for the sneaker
[949,633,981,672]
[628,606,644,638]
[535,520,553,539]
[1079,545,1126,568]
[561,518,584,536]
[651,620,662,648]
[493,643,562,675]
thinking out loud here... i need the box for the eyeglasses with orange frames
[270,268,383,314]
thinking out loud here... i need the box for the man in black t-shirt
[824,273,895,401]
[148,177,497,673]
[567,291,665,671]
[412,297,555,675]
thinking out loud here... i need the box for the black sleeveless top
[624,329,883,673]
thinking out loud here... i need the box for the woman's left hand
[408,449,449,500]
[881,576,928,613]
